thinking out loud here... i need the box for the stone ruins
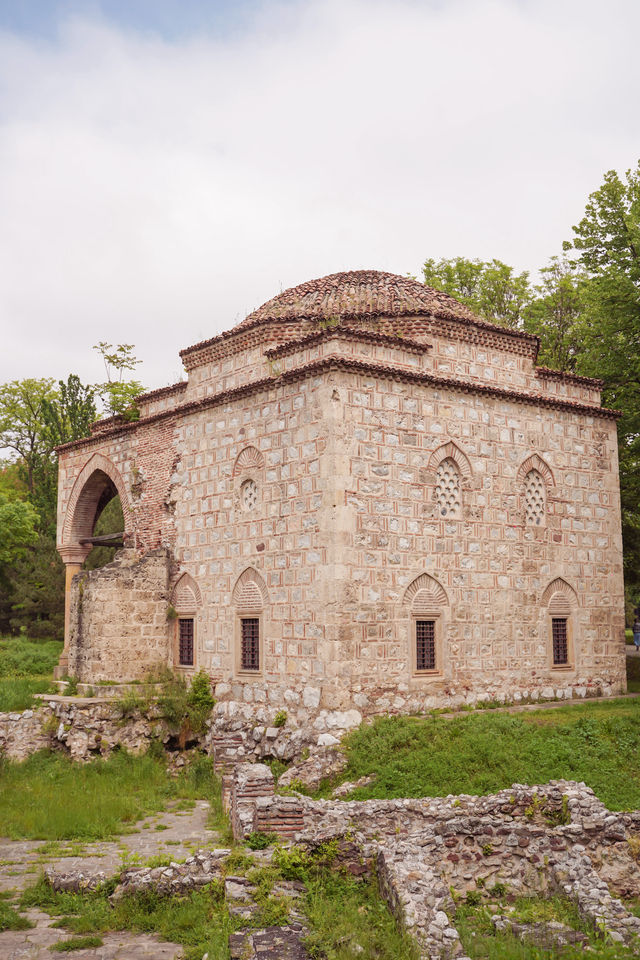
[54,269,626,724]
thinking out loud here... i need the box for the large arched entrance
[56,454,131,676]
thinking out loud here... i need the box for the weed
[245,831,278,850]
[272,710,287,728]
[271,844,310,880]
[157,669,215,746]
[51,935,104,951]
[266,758,288,782]
[0,897,33,931]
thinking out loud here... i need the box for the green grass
[303,870,420,959]
[0,749,220,840]
[0,892,34,931]
[626,652,640,693]
[21,876,234,960]
[0,635,62,711]
[455,897,638,959]
[51,934,104,951]
[337,698,640,809]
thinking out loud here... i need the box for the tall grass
[0,636,62,711]
[340,698,640,809]
[20,876,233,960]
[0,750,220,840]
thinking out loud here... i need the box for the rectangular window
[241,617,260,671]
[552,617,568,665]
[416,620,436,671]
[178,618,194,666]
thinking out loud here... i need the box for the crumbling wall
[67,549,171,682]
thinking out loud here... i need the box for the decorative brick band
[56,355,622,456]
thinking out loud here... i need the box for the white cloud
[0,0,639,389]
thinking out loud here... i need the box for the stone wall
[67,549,171,682]
[227,765,640,957]
[55,293,625,711]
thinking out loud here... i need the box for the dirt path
[0,800,218,959]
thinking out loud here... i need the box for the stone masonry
[55,269,626,718]
[227,765,640,958]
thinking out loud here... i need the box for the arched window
[404,574,448,676]
[542,578,577,670]
[435,458,461,518]
[232,568,268,675]
[234,446,264,515]
[517,455,554,528]
[170,573,202,669]
[524,470,546,526]
[428,441,471,521]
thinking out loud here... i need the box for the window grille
[241,478,258,511]
[552,617,568,665]
[435,459,461,518]
[178,618,194,666]
[241,617,260,670]
[416,620,436,671]
[525,470,545,525]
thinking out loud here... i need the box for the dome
[235,269,477,329]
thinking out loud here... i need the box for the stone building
[55,270,626,714]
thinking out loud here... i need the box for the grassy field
[0,750,218,840]
[337,697,640,809]
[0,636,62,711]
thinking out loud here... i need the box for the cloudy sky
[1,0,639,391]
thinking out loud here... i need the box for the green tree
[41,374,96,449]
[93,342,143,419]
[8,534,65,639]
[524,257,585,372]
[422,256,532,328]
[0,494,38,567]
[564,161,640,598]
[0,379,57,494]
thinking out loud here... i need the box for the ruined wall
[68,549,171,682]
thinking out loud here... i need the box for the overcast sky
[1,0,639,392]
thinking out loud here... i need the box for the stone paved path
[0,800,218,959]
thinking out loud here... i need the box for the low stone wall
[227,766,640,958]
[0,699,167,762]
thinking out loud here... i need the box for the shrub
[246,831,278,850]
[272,710,287,728]
[157,669,215,748]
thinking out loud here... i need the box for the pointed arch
[517,454,554,487]
[427,441,472,480]
[542,577,578,613]
[61,453,132,548]
[171,572,202,610]
[403,573,448,612]
[232,566,269,610]
[233,446,265,477]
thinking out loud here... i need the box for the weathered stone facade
[55,270,626,714]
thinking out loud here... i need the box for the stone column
[55,544,91,679]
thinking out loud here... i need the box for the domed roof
[235,269,477,329]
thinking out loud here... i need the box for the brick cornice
[535,367,604,389]
[264,327,432,359]
[136,381,188,403]
[56,356,621,456]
